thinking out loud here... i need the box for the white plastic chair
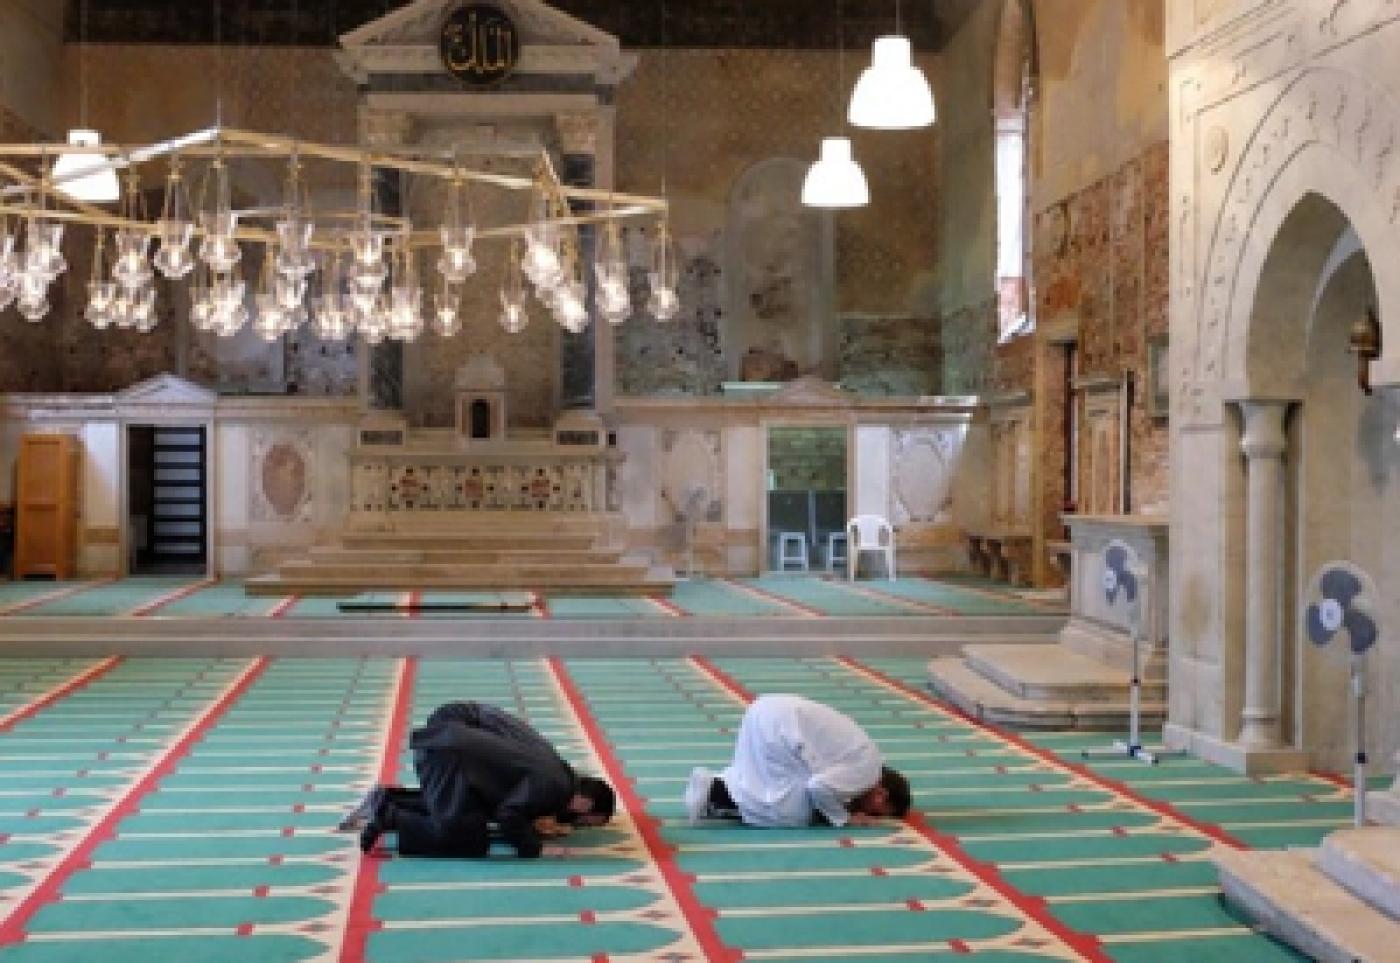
[847,515,896,580]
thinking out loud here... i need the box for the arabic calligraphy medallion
[440,3,520,86]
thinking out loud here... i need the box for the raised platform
[928,641,1166,730]
[248,513,677,597]
[1217,828,1400,962]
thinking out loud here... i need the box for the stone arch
[724,156,833,381]
[1195,67,1400,407]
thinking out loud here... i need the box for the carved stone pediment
[115,374,218,415]
[342,0,617,50]
[767,376,854,407]
[454,353,507,392]
[338,0,632,84]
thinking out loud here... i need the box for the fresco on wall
[725,158,829,381]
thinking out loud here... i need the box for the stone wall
[935,0,999,387]
[936,0,1168,585]
[838,315,941,397]
[1028,141,1171,514]
[613,48,942,396]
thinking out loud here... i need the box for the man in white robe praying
[684,694,911,828]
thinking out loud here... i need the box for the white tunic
[721,694,883,828]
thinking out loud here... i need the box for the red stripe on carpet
[721,579,822,618]
[0,578,115,616]
[690,657,753,701]
[338,657,418,963]
[690,656,1107,962]
[267,595,300,619]
[547,657,739,963]
[0,656,269,946]
[836,657,1248,849]
[129,577,217,617]
[649,594,686,618]
[0,657,123,732]
[1308,770,1354,792]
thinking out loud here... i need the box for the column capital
[1237,399,1291,460]
[553,111,600,156]
[359,108,416,149]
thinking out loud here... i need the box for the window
[994,1,1034,342]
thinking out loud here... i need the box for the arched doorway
[1237,193,1398,774]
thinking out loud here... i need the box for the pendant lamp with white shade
[52,129,120,203]
[802,0,869,209]
[848,35,936,130]
[56,3,120,203]
[802,137,870,209]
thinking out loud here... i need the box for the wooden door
[15,434,79,579]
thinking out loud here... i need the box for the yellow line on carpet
[716,896,1023,919]
[997,853,1215,871]
[1045,887,1222,904]
[1097,927,1257,944]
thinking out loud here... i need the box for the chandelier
[0,126,675,340]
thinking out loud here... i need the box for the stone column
[1237,400,1290,749]
[556,111,599,411]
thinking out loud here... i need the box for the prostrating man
[346,700,615,858]
[684,693,910,828]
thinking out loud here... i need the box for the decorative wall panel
[659,428,723,523]
[251,430,315,524]
[892,427,962,524]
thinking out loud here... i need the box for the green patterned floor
[0,656,1356,961]
[0,576,1057,620]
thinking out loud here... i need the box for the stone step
[339,533,601,551]
[1217,848,1400,963]
[247,567,676,598]
[278,561,645,581]
[1316,828,1400,920]
[927,656,1165,731]
[963,643,1167,703]
[308,547,624,565]
[346,513,619,535]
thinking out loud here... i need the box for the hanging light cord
[836,0,844,124]
[78,0,89,128]
[660,0,670,200]
[213,0,223,127]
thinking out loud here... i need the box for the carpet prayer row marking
[0,577,1058,620]
[0,655,1353,960]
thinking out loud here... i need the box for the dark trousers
[382,749,491,858]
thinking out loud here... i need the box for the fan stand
[1350,653,1369,827]
[1082,601,1187,766]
